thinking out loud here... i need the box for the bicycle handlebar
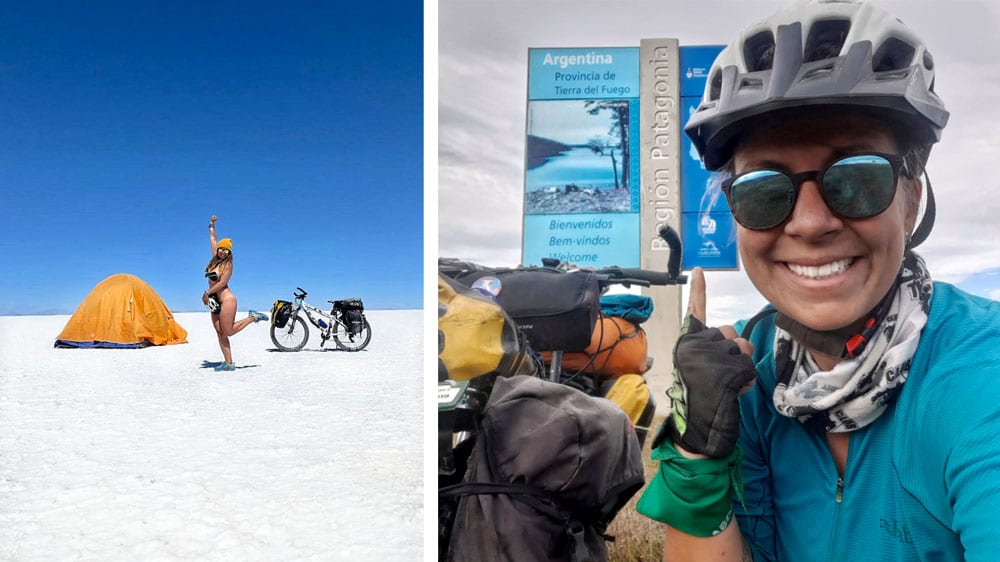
[583,226,687,287]
[606,269,676,286]
[659,225,684,283]
[294,287,308,300]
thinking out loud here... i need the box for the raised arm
[636,268,759,561]
[209,215,218,253]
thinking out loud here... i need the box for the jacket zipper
[826,433,849,562]
[825,476,844,561]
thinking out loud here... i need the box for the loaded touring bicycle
[270,287,371,352]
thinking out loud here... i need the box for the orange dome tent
[55,274,188,348]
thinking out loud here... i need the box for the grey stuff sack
[442,375,645,562]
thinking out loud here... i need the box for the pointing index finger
[687,267,707,324]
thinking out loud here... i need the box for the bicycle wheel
[334,317,371,351]
[271,316,309,351]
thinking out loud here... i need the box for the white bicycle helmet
[685,0,949,171]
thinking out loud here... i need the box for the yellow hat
[217,238,233,252]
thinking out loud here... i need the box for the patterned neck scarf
[772,252,933,433]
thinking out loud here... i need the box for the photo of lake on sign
[525,99,633,215]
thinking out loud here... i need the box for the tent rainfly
[55,273,188,348]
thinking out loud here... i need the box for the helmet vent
[875,68,911,81]
[804,19,850,63]
[708,69,723,101]
[738,77,764,89]
[922,50,934,71]
[743,30,775,72]
[873,37,915,72]
[802,62,836,80]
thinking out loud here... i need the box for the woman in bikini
[203,215,267,371]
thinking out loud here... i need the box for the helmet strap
[906,170,935,250]
[774,266,902,360]
[774,313,869,360]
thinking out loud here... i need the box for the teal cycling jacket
[735,283,1000,561]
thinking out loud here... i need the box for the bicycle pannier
[438,275,535,389]
[271,300,294,329]
[440,375,645,562]
[334,299,366,335]
[348,310,365,335]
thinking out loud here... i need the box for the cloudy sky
[437,0,1000,324]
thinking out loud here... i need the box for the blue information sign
[679,45,723,97]
[523,47,641,267]
[528,48,640,101]
[680,211,738,270]
[678,45,737,269]
[523,214,640,266]
[680,100,729,214]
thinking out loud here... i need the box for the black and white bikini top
[205,271,219,282]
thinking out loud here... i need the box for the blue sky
[0,1,423,315]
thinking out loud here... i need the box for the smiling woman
[731,116,917,335]
[635,1,1000,561]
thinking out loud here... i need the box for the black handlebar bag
[445,265,601,353]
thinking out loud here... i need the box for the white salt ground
[0,310,422,561]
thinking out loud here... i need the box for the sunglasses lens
[822,154,897,219]
[729,170,795,229]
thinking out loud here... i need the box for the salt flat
[0,310,422,561]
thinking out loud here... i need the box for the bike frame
[292,297,349,337]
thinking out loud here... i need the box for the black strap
[566,520,590,562]
[439,482,596,562]
[907,170,935,250]
[439,482,569,522]
[771,266,900,359]
[774,313,864,359]
[740,308,778,340]
[438,419,458,477]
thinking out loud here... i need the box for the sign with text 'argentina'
[523,47,640,267]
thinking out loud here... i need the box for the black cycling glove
[656,315,756,458]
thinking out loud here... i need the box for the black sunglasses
[722,152,906,230]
